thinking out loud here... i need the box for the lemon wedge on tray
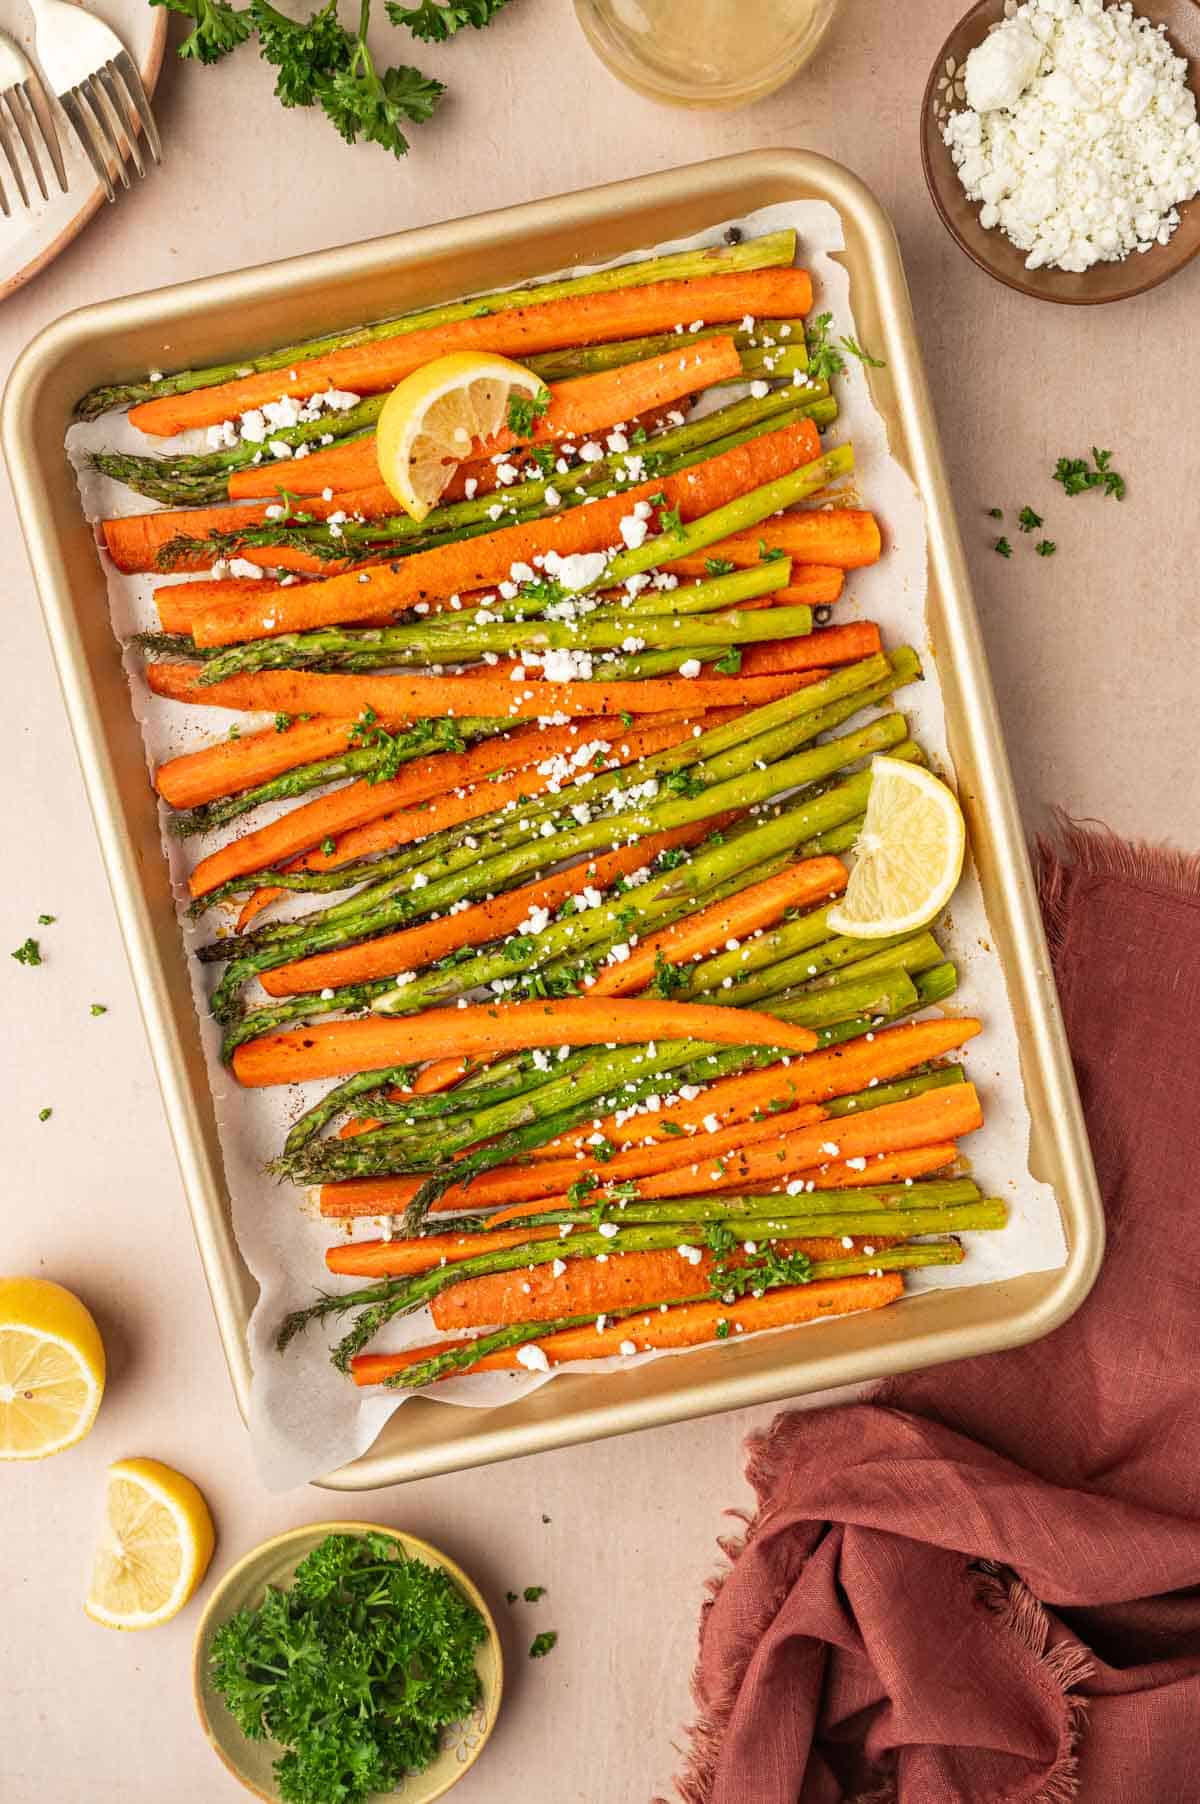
[86,1456,215,1631]
[827,755,966,939]
[376,351,547,521]
[0,1275,106,1460]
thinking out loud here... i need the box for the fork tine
[0,102,30,208]
[112,49,161,165]
[5,87,48,200]
[79,76,129,189]
[96,64,142,177]
[59,87,114,202]
[0,158,9,218]
[22,77,67,193]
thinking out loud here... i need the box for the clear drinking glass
[573,0,842,109]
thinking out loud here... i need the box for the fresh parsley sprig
[387,0,512,40]
[154,0,516,159]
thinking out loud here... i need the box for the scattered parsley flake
[529,1631,557,1659]
[274,713,294,732]
[1017,505,1043,532]
[11,937,42,966]
[993,537,1013,559]
[704,557,736,577]
[504,386,551,437]
[1053,448,1126,501]
[37,913,56,925]
[38,1107,53,1123]
[522,1585,546,1603]
[90,1004,108,1017]
[987,507,1003,519]
[1035,539,1057,558]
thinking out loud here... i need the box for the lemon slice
[376,351,548,521]
[85,1457,215,1631]
[0,1276,105,1460]
[826,755,966,939]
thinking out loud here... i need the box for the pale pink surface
[1,3,1198,1799]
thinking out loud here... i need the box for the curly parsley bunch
[209,1531,488,1804]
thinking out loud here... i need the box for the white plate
[1,0,166,300]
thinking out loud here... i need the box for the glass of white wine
[573,0,843,108]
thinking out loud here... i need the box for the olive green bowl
[192,1522,503,1802]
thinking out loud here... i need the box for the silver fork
[28,0,161,203]
[0,29,67,215]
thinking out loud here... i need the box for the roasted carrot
[429,1234,881,1330]
[155,578,293,637]
[102,484,399,577]
[188,710,703,900]
[145,660,805,721]
[542,1085,983,1204]
[338,1227,892,1283]
[259,818,714,997]
[228,340,740,503]
[772,570,845,608]
[667,512,882,577]
[128,270,815,436]
[526,1016,983,1158]
[318,1139,962,1222]
[327,1224,563,1277]
[188,418,822,645]
[351,1273,903,1384]
[155,715,370,810]
[413,1057,470,1093]
[589,856,845,1000]
[232,999,821,1087]
[738,621,879,679]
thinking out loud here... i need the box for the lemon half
[376,351,547,521]
[827,756,966,939]
[86,1457,215,1631]
[0,1276,105,1460]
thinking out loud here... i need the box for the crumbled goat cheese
[516,1344,551,1373]
[943,0,1200,272]
[619,1339,638,1357]
[679,658,703,679]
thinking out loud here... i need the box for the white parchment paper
[68,199,1067,1490]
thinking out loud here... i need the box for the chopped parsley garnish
[226,724,241,740]
[993,537,1013,559]
[630,425,648,446]
[90,1004,107,1017]
[274,713,294,732]
[664,767,705,799]
[37,1107,53,1123]
[658,506,684,537]
[320,836,337,856]
[505,385,551,437]
[758,540,786,562]
[1035,539,1057,558]
[209,1531,486,1804]
[805,312,845,384]
[523,1585,546,1602]
[11,937,42,966]
[619,709,634,729]
[986,507,1003,520]
[705,557,736,577]
[1053,448,1126,500]
[37,913,56,925]
[713,647,742,675]
[1017,505,1043,533]
[715,1319,730,1340]
[529,1631,558,1659]
[650,950,688,998]
[505,1590,519,1603]
[659,1119,685,1137]
[567,1174,599,1206]
[713,1242,814,1300]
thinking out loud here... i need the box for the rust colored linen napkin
[665,824,1200,1804]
